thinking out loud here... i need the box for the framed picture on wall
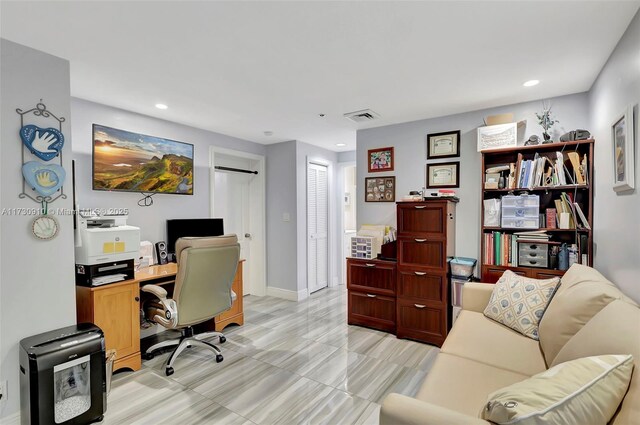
[612,104,635,192]
[427,162,459,188]
[365,176,395,202]
[427,130,460,159]
[368,147,394,172]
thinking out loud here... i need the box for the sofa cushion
[538,264,638,365]
[484,270,560,340]
[442,310,547,376]
[416,352,530,418]
[481,354,634,424]
[552,300,640,425]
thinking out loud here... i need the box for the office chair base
[144,327,227,375]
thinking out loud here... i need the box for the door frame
[306,157,333,297]
[338,160,356,286]
[209,147,267,297]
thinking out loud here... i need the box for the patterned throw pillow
[484,270,560,340]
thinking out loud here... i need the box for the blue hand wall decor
[20,124,65,161]
[22,161,66,197]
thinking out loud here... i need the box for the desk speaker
[155,241,168,265]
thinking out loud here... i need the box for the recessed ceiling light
[264,131,274,136]
[155,103,168,110]
[523,80,540,87]
[336,143,347,147]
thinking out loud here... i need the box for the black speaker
[155,241,168,265]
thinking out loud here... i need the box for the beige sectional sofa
[380,264,640,424]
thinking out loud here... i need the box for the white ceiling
[1,1,638,151]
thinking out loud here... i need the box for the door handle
[365,263,376,267]
[414,205,426,209]
[245,233,252,238]
[414,304,426,309]
[414,271,426,276]
[135,297,140,302]
[414,239,426,243]
[366,294,377,298]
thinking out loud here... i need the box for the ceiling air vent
[343,109,380,123]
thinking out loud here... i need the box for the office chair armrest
[141,284,178,328]
[141,284,168,300]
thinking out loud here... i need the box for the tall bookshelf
[480,140,594,283]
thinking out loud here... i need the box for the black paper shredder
[20,323,106,424]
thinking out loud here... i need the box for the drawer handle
[366,294,377,298]
[414,304,426,309]
[530,245,538,250]
[529,253,538,257]
[414,271,426,276]
[414,238,427,243]
[365,263,376,267]
[414,205,426,209]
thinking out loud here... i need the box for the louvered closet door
[308,162,328,294]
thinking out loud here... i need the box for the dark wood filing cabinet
[396,199,457,346]
[347,258,397,333]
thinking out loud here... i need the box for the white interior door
[308,162,328,294]
[214,156,254,296]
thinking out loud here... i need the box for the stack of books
[483,230,550,267]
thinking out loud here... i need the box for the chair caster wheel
[165,367,174,376]
[142,352,154,360]
[216,354,224,363]
[219,336,226,343]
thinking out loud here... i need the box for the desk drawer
[348,291,396,333]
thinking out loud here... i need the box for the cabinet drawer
[397,271,445,303]
[396,299,447,346]
[398,238,445,269]
[533,270,564,280]
[347,259,396,296]
[348,291,396,332]
[481,266,528,283]
[518,256,548,268]
[397,203,446,236]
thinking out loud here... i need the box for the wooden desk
[76,260,244,372]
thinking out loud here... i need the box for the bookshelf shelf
[482,227,590,233]
[483,185,589,193]
[480,140,594,283]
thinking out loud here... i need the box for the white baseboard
[266,286,308,301]
[297,288,309,301]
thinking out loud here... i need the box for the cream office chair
[141,235,240,376]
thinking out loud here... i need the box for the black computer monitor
[166,218,224,254]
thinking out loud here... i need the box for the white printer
[75,213,140,286]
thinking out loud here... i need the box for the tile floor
[104,286,439,424]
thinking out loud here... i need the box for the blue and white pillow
[484,270,560,340]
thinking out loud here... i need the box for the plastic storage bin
[502,194,540,228]
[449,257,477,278]
[502,194,540,207]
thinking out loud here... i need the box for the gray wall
[357,92,590,265]
[265,141,298,291]
[0,40,76,418]
[338,150,356,163]
[588,10,640,301]
[71,98,266,243]
[295,141,340,292]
